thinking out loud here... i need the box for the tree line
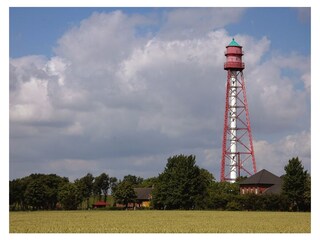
[9,155,310,212]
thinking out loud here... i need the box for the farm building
[115,187,153,209]
[239,169,283,195]
[92,201,110,208]
[134,187,153,208]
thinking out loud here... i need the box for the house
[92,201,110,208]
[115,187,153,209]
[134,187,153,208]
[239,169,283,195]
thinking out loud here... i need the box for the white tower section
[229,72,237,182]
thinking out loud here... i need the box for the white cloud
[254,131,311,176]
[158,8,245,40]
[54,11,150,69]
[45,56,69,86]
[247,53,310,135]
[10,57,53,123]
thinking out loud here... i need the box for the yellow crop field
[10,210,310,233]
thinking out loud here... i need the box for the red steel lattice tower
[220,38,257,182]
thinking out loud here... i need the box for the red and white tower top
[224,38,245,70]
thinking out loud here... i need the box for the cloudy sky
[9,7,311,181]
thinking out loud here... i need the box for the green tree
[122,175,143,186]
[40,174,69,209]
[58,182,83,210]
[303,173,311,211]
[139,177,158,188]
[211,181,239,195]
[93,173,110,201]
[152,154,213,210]
[282,157,308,211]
[206,182,239,210]
[259,194,289,211]
[76,173,94,209]
[24,179,47,210]
[194,168,215,209]
[9,178,26,210]
[112,180,137,209]
[109,177,118,195]
[10,173,68,210]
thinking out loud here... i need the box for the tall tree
[152,154,213,210]
[58,182,83,210]
[303,172,311,211]
[112,180,136,209]
[109,177,118,195]
[40,174,69,209]
[93,173,110,201]
[24,179,47,210]
[122,175,143,186]
[76,173,94,209]
[282,157,308,211]
[10,178,26,210]
[139,177,158,188]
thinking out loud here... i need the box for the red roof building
[239,169,283,195]
[92,201,110,208]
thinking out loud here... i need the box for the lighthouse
[220,38,257,182]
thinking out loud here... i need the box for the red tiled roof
[93,201,110,206]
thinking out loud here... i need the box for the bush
[207,194,230,210]
[226,200,242,211]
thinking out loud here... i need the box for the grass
[9,210,311,233]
